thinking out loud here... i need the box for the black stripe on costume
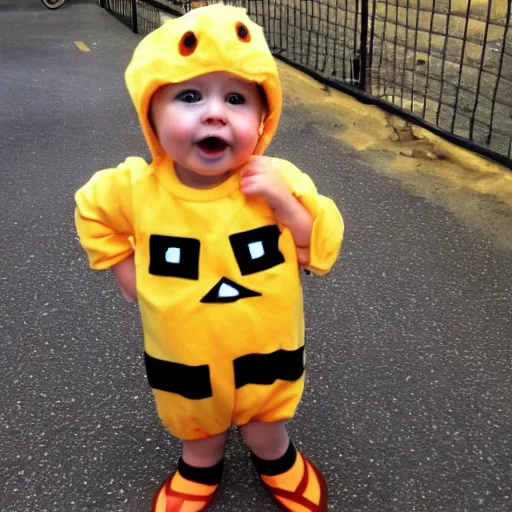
[144,353,212,399]
[234,347,305,388]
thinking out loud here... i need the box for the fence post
[358,0,368,90]
[98,0,106,7]
[131,0,138,34]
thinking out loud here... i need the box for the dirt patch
[278,61,512,252]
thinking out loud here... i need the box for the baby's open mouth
[196,137,229,156]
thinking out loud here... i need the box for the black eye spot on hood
[236,22,250,42]
[179,31,197,56]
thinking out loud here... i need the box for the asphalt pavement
[1,1,511,511]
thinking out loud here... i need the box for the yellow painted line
[74,41,90,53]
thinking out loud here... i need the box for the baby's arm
[241,156,312,265]
[111,254,137,303]
[270,196,313,267]
[75,160,138,300]
[241,156,343,274]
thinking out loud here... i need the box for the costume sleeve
[74,158,137,270]
[275,159,344,276]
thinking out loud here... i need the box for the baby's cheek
[172,125,192,142]
[162,121,193,149]
[236,119,261,149]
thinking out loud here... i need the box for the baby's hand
[240,156,292,210]
[112,254,137,303]
[296,246,311,267]
[241,156,313,265]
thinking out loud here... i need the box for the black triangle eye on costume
[229,225,285,276]
[149,235,200,280]
[200,277,262,304]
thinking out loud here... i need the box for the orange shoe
[257,450,328,512]
[151,470,219,512]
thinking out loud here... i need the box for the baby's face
[150,72,265,186]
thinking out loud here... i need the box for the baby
[75,4,344,511]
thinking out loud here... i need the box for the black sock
[250,441,297,476]
[177,457,224,485]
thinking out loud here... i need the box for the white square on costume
[248,241,264,259]
[165,247,181,264]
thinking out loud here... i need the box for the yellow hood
[125,3,282,160]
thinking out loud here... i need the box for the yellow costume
[75,4,343,441]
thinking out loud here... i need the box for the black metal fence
[99,0,512,169]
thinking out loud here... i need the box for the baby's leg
[241,421,328,511]
[183,430,229,467]
[152,431,229,512]
[240,420,289,460]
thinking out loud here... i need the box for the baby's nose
[202,99,228,125]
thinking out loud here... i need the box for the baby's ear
[256,84,268,135]
[257,84,268,113]
[259,119,264,137]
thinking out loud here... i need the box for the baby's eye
[226,93,245,105]
[177,90,201,103]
